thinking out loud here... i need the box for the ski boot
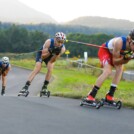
[80,95,100,109]
[97,94,122,109]
[40,85,50,97]
[18,86,29,97]
[1,89,5,96]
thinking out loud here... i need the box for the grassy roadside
[11,59,134,108]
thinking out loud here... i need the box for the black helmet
[129,29,134,40]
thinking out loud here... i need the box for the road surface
[0,66,134,134]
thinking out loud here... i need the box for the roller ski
[40,85,50,97]
[97,95,122,109]
[18,87,29,97]
[80,96,101,109]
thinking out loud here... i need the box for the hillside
[0,0,57,24]
[65,16,134,30]
[0,0,133,35]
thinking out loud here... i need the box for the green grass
[11,59,134,108]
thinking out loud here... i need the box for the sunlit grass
[11,58,134,108]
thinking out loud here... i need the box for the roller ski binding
[97,95,122,109]
[80,96,101,109]
[40,85,50,97]
[18,87,29,97]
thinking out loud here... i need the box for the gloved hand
[53,46,62,55]
[48,46,62,55]
[48,47,54,54]
[123,51,134,60]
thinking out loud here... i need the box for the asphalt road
[0,66,134,134]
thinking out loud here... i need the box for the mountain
[65,16,134,30]
[0,0,57,24]
[0,0,133,35]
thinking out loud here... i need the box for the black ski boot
[1,89,5,96]
[18,86,29,97]
[40,85,50,97]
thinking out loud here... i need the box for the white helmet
[55,32,66,41]
[2,57,9,64]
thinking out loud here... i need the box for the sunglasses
[2,62,8,65]
[57,40,64,43]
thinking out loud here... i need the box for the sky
[19,0,134,23]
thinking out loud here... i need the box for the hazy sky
[19,0,134,23]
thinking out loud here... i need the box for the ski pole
[66,40,107,49]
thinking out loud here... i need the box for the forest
[0,23,116,57]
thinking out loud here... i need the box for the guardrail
[69,60,134,81]
[123,71,134,81]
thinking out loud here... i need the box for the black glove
[123,51,133,60]
[48,47,54,54]
[53,46,62,55]
[48,46,62,55]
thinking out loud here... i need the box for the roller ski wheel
[95,101,103,109]
[116,101,122,109]
[18,90,29,97]
[80,98,100,109]
[40,90,50,98]
[99,98,122,109]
